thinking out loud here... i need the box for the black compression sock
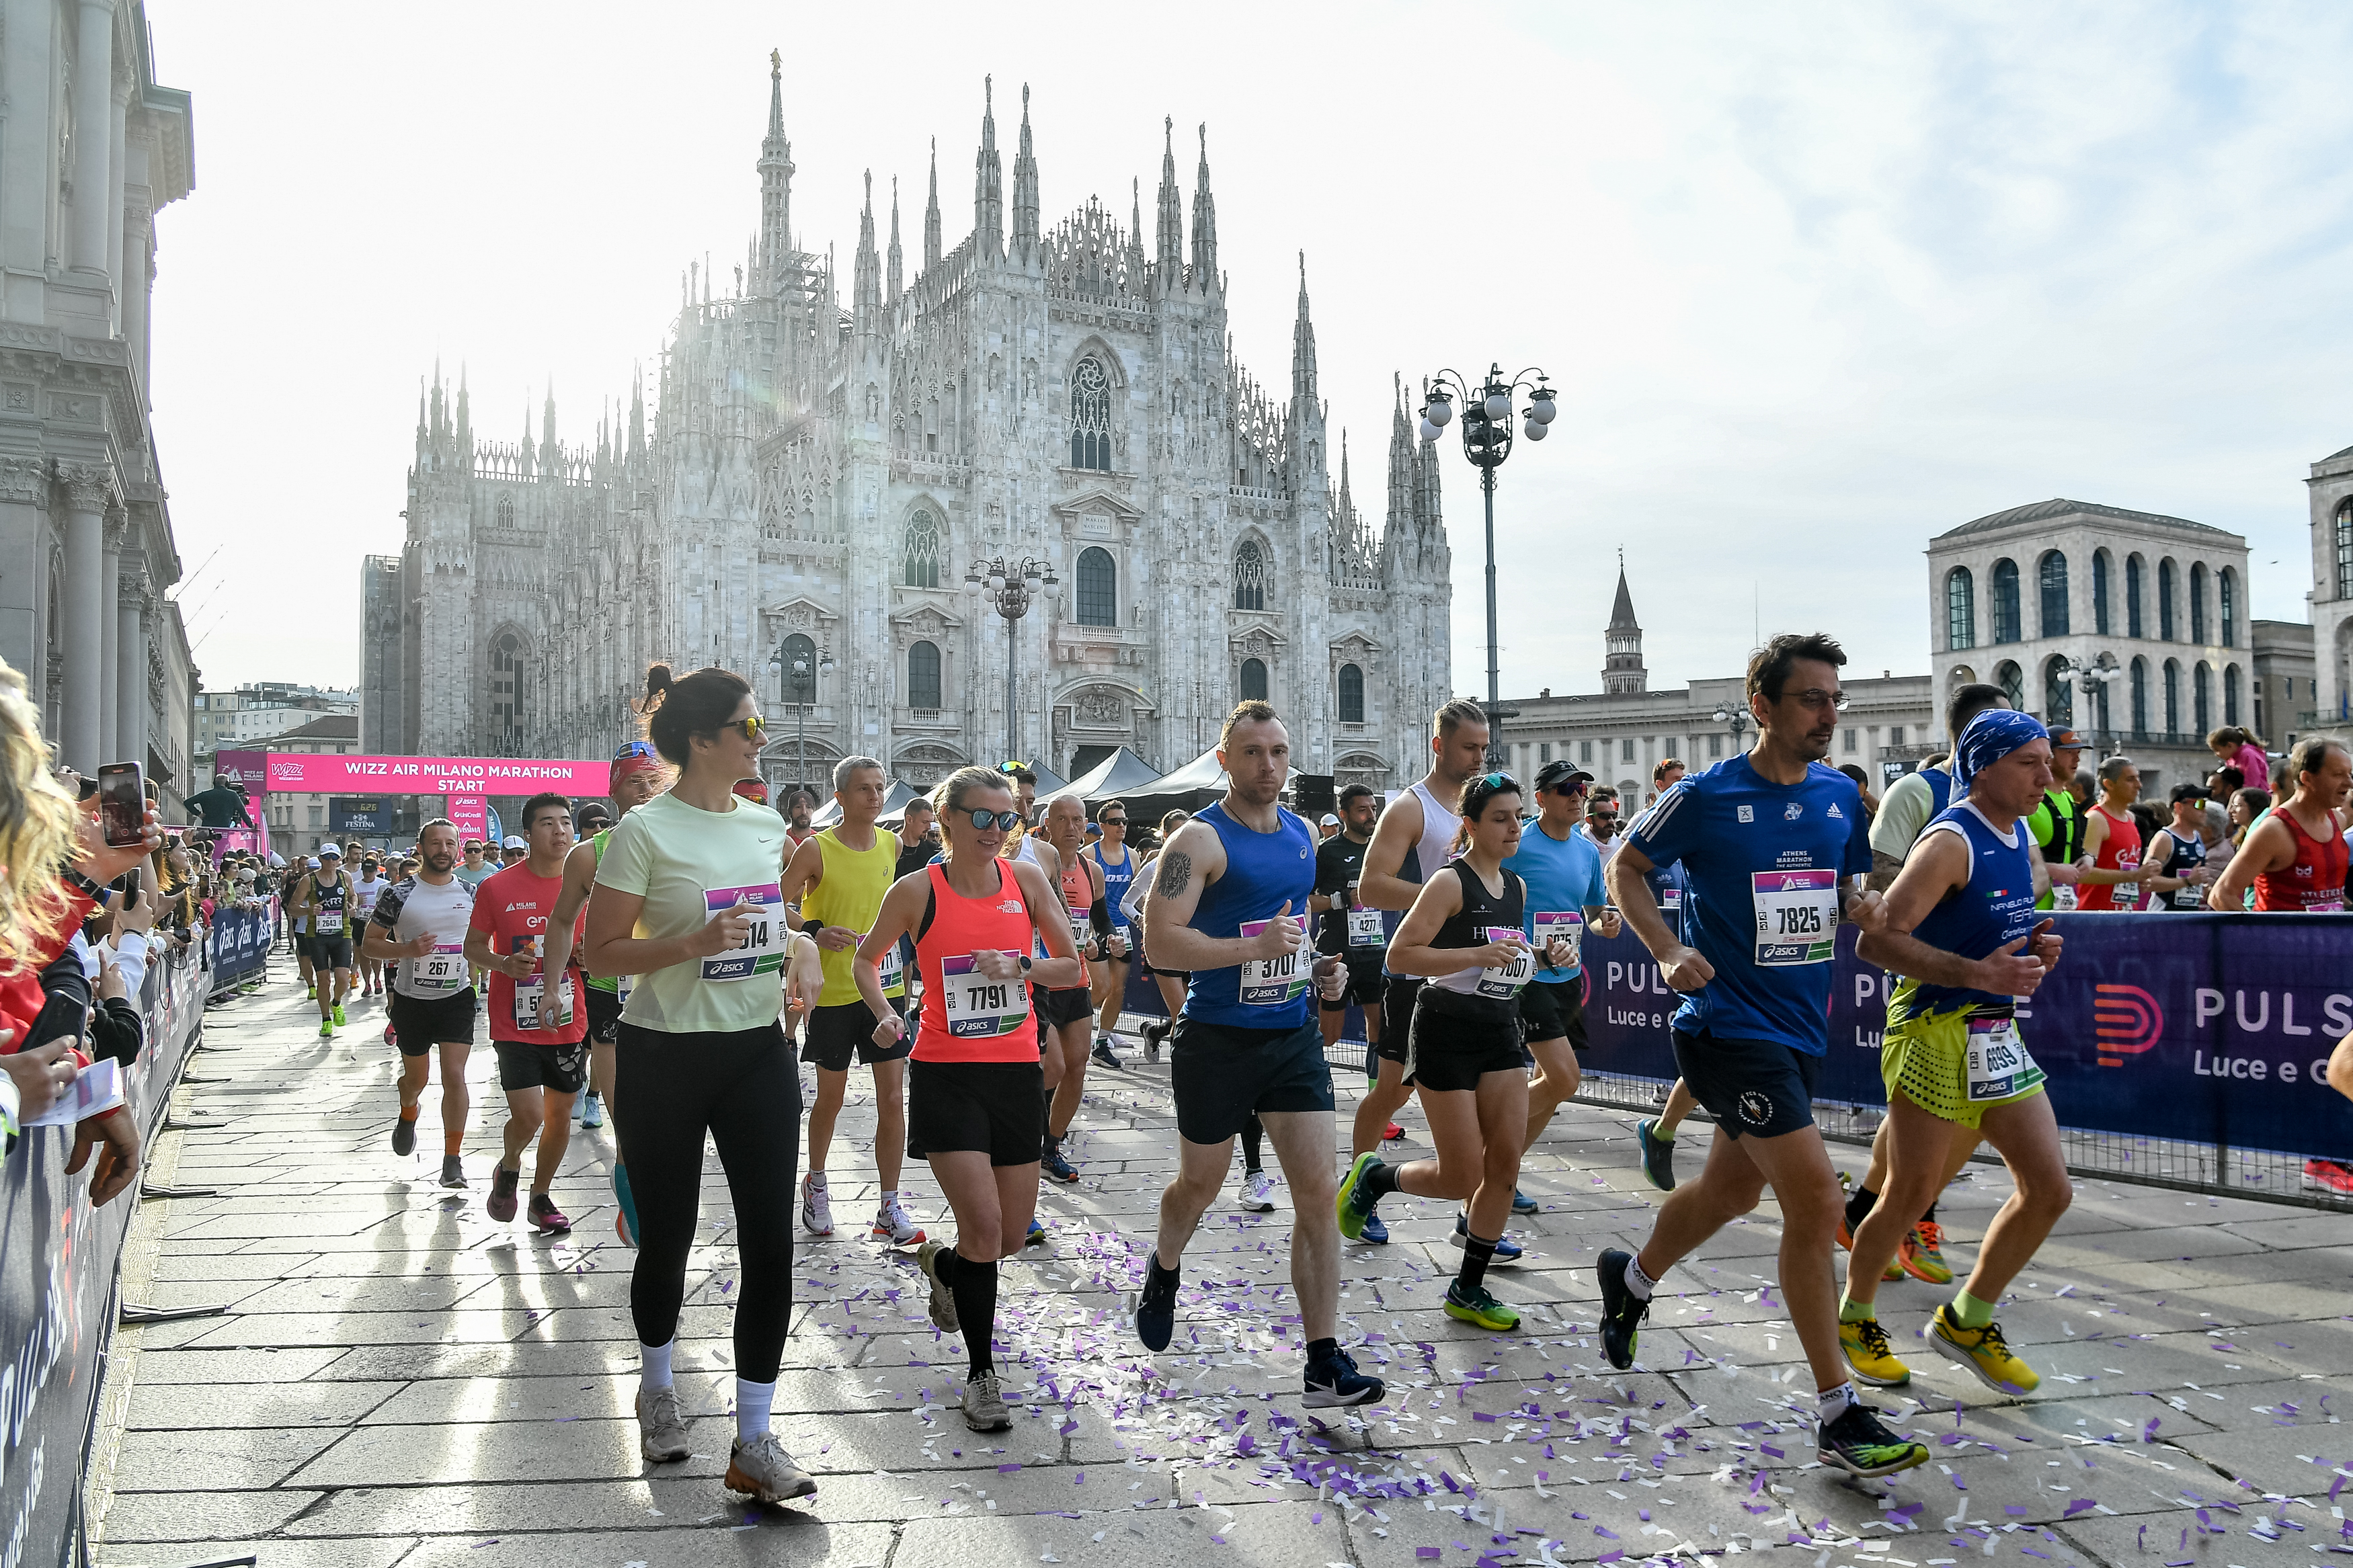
[1919,1200,1938,1226]
[1455,1231,1500,1296]
[951,1252,998,1376]
[1844,1184,1878,1234]
[1240,1114,1265,1174]
[1363,1160,1404,1202]
[1306,1336,1339,1365]
[930,1244,958,1288]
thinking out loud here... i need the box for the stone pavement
[87,967,2353,1568]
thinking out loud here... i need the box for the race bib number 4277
[1751,869,1838,966]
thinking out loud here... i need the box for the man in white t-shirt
[364,819,480,1188]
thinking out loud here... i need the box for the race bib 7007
[1476,926,1535,999]
[1751,869,1838,966]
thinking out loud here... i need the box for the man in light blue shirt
[1507,759,1621,1165]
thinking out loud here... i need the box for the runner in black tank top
[1337,774,1574,1333]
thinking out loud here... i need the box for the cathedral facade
[364,62,1451,796]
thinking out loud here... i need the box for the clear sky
[145,3,2353,698]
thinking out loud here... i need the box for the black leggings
[616,1020,801,1382]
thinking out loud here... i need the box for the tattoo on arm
[1155,852,1193,899]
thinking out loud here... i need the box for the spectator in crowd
[1578,786,1624,862]
[2206,726,2271,796]
[2229,787,2272,851]
[183,771,255,830]
[1836,764,1879,821]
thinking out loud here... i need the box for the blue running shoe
[1449,1214,1522,1264]
[1360,1210,1390,1245]
[1025,1216,1048,1246]
[1133,1257,1179,1352]
[1336,1152,1385,1241]
[1303,1344,1386,1408]
[1511,1188,1539,1215]
[1636,1118,1678,1192]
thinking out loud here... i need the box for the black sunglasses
[963,809,1023,831]
[1100,817,1127,826]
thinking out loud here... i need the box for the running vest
[311,872,351,936]
[912,860,1038,1063]
[1921,767,1954,819]
[1384,780,1463,977]
[1092,844,1135,930]
[2077,804,2141,911]
[803,826,905,1004]
[2254,808,2349,912]
[1886,802,2038,1023]
[1426,860,1531,1020]
[1182,800,1319,1028]
[2147,826,2208,911]
[1056,845,1093,987]
[584,829,625,997]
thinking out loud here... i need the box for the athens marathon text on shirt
[1624,753,1872,1057]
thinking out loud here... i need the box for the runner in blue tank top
[1846,708,2068,1399]
[1130,700,1383,1410]
[1597,633,1929,1481]
[1082,800,1139,1065]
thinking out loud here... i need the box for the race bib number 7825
[1751,869,1838,966]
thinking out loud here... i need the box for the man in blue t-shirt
[1597,632,1927,1483]
[1507,759,1620,1155]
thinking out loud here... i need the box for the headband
[1954,708,2049,790]
[609,741,664,796]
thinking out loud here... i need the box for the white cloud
[147,2,2353,699]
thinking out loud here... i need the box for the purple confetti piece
[1416,1550,1441,1561]
[2065,1500,2096,1517]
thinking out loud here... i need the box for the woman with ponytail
[583,664,814,1505]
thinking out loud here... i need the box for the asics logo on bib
[1738,1090,1773,1125]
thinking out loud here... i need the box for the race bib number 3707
[700,883,785,982]
[1751,869,1838,966]
[1237,918,1311,1007]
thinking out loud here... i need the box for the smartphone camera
[97,761,145,849]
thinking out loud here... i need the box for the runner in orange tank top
[855,768,1084,1436]
[2208,737,2353,912]
[2074,756,2145,911]
[1039,794,1112,1179]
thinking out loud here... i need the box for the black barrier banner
[0,940,205,1568]
[207,903,272,992]
[1573,913,2353,1159]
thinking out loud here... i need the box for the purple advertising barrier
[1576,915,2353,1163]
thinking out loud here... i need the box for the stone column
[71,0,116,278]
[99,510,122,763]
[116,569,145,770]
[108,79,129,331]
[57,467,113,772]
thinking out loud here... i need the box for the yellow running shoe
[1901,1223,1954,1284]
[1926,1304,2040,1395]
[1443,1282,1521,1331]
[1838,1315,1911,1387]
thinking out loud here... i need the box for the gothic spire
[853,169,881,324]
[886,175,903,302]
[629,366,645,462]
[757,48,795,292]
[1290,252,1316,405]
[454,364,471,453]
[923,137,942,272]
[1155,116,1183,282]
[1337,429,1353,522]
[973,76,1004,261]
[1387,372,1414,536]
[1189,122,1218,290]
[1010,83,1039,265]
[1603,561,1647,695]
[541,383,557,460]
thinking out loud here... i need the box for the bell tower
[1603,553,1647,695]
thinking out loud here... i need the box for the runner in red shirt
[2208,737,2353,913]
[465,791,589,1233]
[2075,756,2145,911]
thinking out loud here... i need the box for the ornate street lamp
[2063,652,2126,751]
[1420,364,1556,763]
[1710,700,1751,757]
[966,554,1058,766]
[768,638,835,796]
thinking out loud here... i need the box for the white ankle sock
[639,1337,675,1391]
[1817,1380,1860,1424]
[1623,1253,1658,1301]
[736,1376,776,1440]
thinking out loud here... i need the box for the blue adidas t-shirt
[1505,819,1607,981]
[1624,754,1872,1055]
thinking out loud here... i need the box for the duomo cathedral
[362,60,1452,793]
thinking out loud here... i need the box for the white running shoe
[1240,1170,1279,1212]
[800,1171,834,1236]
[724,1430,817,1503]
[872,1192,925,1245]
[636,1385,690,1462]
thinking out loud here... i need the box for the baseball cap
[305,856,321,868]
[2169,782,2208,806]
[1534,759,1596,792]
[1320,813,1340,826]
[2046,727,2085,751]
[501,834,527,850]
[319,843,342,858]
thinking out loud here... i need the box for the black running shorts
[1374,976,1422,1067]
[1671,1027,1821,1141]
[1404,986,1527,1094]
[312,935,354,972]
[1518,976,1589,1050]
[801,997,912,1071]
[494,1038,588,1094]
[907,1057,1045,1166]
[389,987,477,1057]
[1040,985,1094,1029]
[584,983,625,1045]
[1168,1016,1334,1145]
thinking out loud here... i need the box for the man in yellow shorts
[1848,708,2072,1395]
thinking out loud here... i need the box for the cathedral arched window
[2130,656,2149,737]
[1068,356,1111,471]
[2038,550,2069,638]
[903,510,943,589]
[2220,567,2238,647]
[2225,661,2242,725]
[1075,546,1117,627]
[907,641,942,710]
[2190,563,2208,644]
[1239,657,1269,702]
[1945,567,1975,651]
[2338,500,2353,600]
[2126,554,2145,637]
[2163,658,2181,737]
[488,630,527,745]
[1993,659,2024,710]
[2092,549,2112,635]
[496,495,515,530]
[2159,559,2178,640]
[1990,559,2020,644]
[1338,663,1365,723]
[1233,539,1269,612]
[2043,655,2073,725]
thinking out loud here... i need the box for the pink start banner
[259,752,608,794]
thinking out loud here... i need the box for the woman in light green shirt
[582,663,812,1508]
